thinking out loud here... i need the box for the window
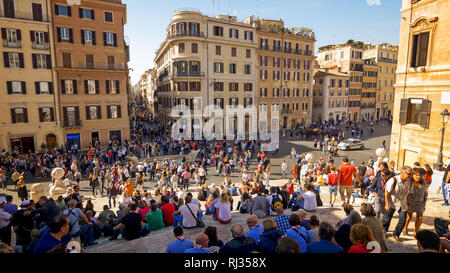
[32,31,46,48]
[33,54,50,69]
[214,82,223,91]
[244,31,253,41]
[55,4,71,17]
[3,28,19,47]
[260,88,267,97]
[246,49,251,58]
[213,26,223,36]
[11,108,27,123]
[261,56,267,66]
[88,106,99,120]
[107,56,115,69]
[231,47,237,57]
[191,43,198,53]
[273,88,279,97]
[104,32,116,47]
[63,80,74,94]
[260,70,267,80]
[82,30,95,45]
[58,27,71,43]
[229,82,239,92]
[86,54,94,69]
[79,8,94,19]
[86,80,97,94]
[244,64,251,75]
[39,82,49,94]
[284,88,290,97]
[273,71,280,80]
[216,46,221,56]
[189,82,201,91]
[229,28,239,39]
[272,104,279,111]
[411,32,429,67]
[4,52,23,68]
[178,43,185,53]
[399,99,431,128]
[214,62,224,73]
[214,98,224,109]
[104,11,113,22]
[229,63,236,74]
[40,107,53,122]
[3,0,15,18]
[106,80,118,94]
[244,83,252,92]
[62,52,71,68]
[7,81,24,94]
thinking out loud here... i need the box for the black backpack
[271,194,283,211]
[312,189,323,207]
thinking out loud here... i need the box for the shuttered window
[399,98,432,128]
[411,32,429,68]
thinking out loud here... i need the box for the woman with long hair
[424,164,433,190]
[204,226,224,253]
[214,193,232,224]
[403,168,428,236]
[360,202,388,252]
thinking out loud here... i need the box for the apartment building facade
[154,10,257,138]
[0,0,63,153]
[363,43,398,120]
[255,19,315,130]
[390,0,450,169]
[312,69,350,123]
[361,59,378,121]
[52,0,129,149]
[317,44,364,123]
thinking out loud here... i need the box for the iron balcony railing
[62,120,82,128]
[167,31,205,39]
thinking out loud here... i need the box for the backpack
[271,194,283,211]
[312,189,323,207]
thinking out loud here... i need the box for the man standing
[338,158,357,205]
[382,166,413,242]
[281,161,288,179]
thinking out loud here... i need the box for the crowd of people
[0,96,449,254]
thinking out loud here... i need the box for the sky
[123,0,402,84]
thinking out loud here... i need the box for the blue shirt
[307,240,345,253]
[245,223,263,243]
[33,229,72,253]
[166,238,194,253]
[286,227,309,253]
[274,215,290,235]
[184,248,211,253]
[3,203,18,215]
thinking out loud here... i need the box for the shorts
[339,185,353,196]
[328,186,338,195]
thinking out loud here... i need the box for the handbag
[186,203,205,228]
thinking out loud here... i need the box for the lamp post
[435,109,450,171]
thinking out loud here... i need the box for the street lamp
[435,108,450,171]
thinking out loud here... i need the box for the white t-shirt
[214,201,231,221]
[281,162,288,171]
[302,191,317,211]
[179,203,199,228]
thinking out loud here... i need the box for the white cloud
[366,0,381,6]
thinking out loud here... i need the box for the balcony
[32,42,49,50]
[2,40,21,48]
[167,31,205,39]
[304,50,313,56]
[281,109,292,114]
[273,46,282,52]
[1,11,49,22]
[284,48,292,53]
[260,45,269,50]
[62,120,82,128]
[294,49,302,55]
[67,62,127,71]
[378,57,397,64]
[171,71,205,78]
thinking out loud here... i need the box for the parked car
[337,138,365,151]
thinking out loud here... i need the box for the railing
[281,109,292,114]
[167,31,204,39]
[32,42,49,50]
[294,49,302,55]
[2,40,21,48]
[304,50,313,56]
[1,11,49,22]
[62,120,82,128]
[378,57,397,64]
[171,71,205,77]
[75,62,127,70]
[273,46,281,52]
[260,45,269,50]
[284,48,292,53]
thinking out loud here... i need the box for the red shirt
[338,163,357,186]
[138,207,150,221]
[287,184,294,195]
[348,244,371,253]
[328,173,339,186]
[160,203,175,226]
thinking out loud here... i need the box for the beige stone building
[361,59,378,121]
[154,10,257,137]
[390,0,450,169]
[312,69,350,123]
[363,43,398,119]
[317,43,364,123]
[52,0,130,148]
[0,0,63,153]
[255,19,315,130]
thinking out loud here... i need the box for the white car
[337,138,365,151]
